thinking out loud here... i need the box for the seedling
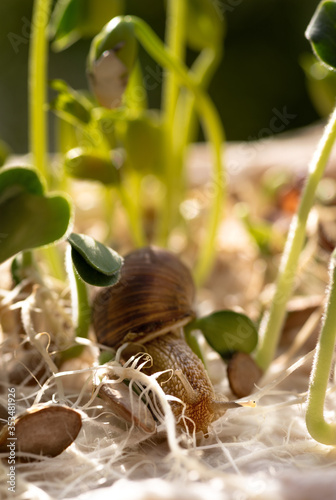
[2,0,336,457]
[254,0,336,445]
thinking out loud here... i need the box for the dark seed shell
[0,405,82,460]
[93,246,195,348]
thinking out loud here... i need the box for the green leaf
[0,166,72,264]
[306,1,336,69]
[88,16,137,71]
[64,148,120,185]
[192,310,258,359]
[68,233,123,286]
[49,0,81,51]
[50,0,125,52]
[0,192,72,264]
[0,166,44,203]
[50,80,93,126]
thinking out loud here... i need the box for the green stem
[29,0,52,186]
[255,106,336,371]
[160,0,186,245]
[103,186,115,243]
[306,250,336,445]
[176,48,223,155]
[172,48,223,221]
[128,16,225,285]
[60,259,91,362]
[162,0,186,121]
[118,183,146,247]
[29,0,68,281]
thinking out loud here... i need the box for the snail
[93,246,241,434]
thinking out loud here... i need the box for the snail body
[93,246,240,434]
[143,334,221,434]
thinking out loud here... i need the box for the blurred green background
[0,0,323,154]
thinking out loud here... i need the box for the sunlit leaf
[0,191,72,264]
[0,166,44,202]
[68,233,123,286]
[190,310,258,359]
[0,166,72,264]
[306,0,336,69]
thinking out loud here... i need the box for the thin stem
[118,183,146,247]
[255,106,336,371]
[162,0,186,121]
[29,0,52,186]
[176,48,223,156]
[171,48,223,236]
[159,0,186,245]
[306,250,336,445]
[129,16,225,285]
[29,0,68,281]
[61,256,91,362]
[103,186,115,243]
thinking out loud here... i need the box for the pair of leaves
[187,310,258,359]
[0,167,71,264]
[0,166,122,289]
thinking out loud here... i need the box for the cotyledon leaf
[68,232,123,286]
[189,310,258,359]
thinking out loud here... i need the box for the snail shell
[93,246,196,348]
[93,246,240,434]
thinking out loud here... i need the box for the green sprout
[0,0,126,368]
[255,0,336,373]
[50,1,226,285]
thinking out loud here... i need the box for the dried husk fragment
[98,380,156,433]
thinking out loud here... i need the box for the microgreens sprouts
[128,15,225,284]
[255,104,336,371]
